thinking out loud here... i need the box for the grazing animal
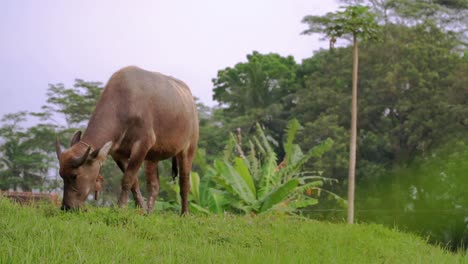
[55,66,199,214]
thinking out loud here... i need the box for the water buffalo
[55,66,199,214]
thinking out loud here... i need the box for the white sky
[0,1,339,119]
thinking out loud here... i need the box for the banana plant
[194,119,343,215]
[189,171,229,215]
[188,149,229,214]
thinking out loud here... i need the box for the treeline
[0,0,467,249]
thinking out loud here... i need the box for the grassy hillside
[0,198,465,263]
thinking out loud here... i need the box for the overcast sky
[0,1,339,119]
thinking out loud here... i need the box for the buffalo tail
[172,157,178,181]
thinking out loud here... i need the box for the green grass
[0,198,465,263]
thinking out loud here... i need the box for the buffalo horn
[55,137,62,161]
[72,146,91,167]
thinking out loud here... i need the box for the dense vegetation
[0,0,467,251]
[0,199,466,263]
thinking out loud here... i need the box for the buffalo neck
[81,93,121,150]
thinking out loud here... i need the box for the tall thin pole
[347,34,359,224]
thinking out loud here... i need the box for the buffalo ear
[90,141,112,161]
[70,131,82,147]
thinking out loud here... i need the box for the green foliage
[191,119,342,215]
[339,0,468,44]
[212,51,299,144]
[41,80,103,126]
[302,5,381,42]
[213,51,298,112]
[358,138,468,250]
[294,22,467,185]
[194,98,227,163]
[0,112,56,191]
[0,199,466,263]
[0,80,107,193]
[189,171,229,215]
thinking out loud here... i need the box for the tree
[0,112,56,191]
[293,48,354,189]
[296,22,465,175]
[293,21,466,221]
[302,5,380,223]
[40,79,104,128]
[340,0,468,45]
[212,51,298,141]
[194,98,227,163]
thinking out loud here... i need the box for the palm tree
[302,5,380,223]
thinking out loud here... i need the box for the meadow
[0,198,466,263]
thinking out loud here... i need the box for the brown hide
[56,66,199,213]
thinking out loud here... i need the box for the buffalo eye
[70,174,77,181]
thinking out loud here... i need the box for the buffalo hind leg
[145,160,160,213]
[177,145,196,215]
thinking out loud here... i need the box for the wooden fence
[1,191,60,205]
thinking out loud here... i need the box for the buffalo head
[55,131,112,210]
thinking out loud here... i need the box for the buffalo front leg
[118,161,146,209]
[145,160,160,213]
[115,159,145,209]
[131,177,146,209]
[118,143,147,209]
